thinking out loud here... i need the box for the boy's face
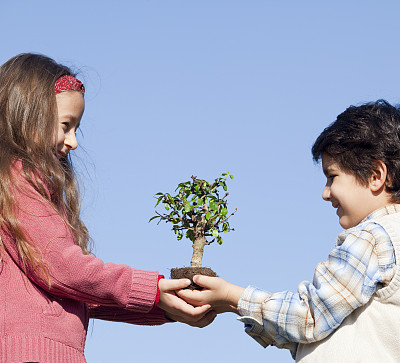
[321,154,382,229]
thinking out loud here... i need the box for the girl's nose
[65,132,78,150]
[322,185,330,201]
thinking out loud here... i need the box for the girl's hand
[177,275,245,315]
[158,278,216,327]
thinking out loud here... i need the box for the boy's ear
[369,160,387,192]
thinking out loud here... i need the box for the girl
[0,53,215,363]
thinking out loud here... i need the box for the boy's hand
[158,278,216,327]
[177,275,245,315]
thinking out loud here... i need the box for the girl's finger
[159,278,191,291]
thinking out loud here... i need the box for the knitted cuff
[154,275,164,308]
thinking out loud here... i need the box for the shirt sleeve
[237,222,396,357]
[2,173,161,313]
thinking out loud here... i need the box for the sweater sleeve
[2,175,160,313]
[87,304,170,325]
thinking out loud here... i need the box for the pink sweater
[0,171,169,362]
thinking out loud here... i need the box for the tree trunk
[190,235,206,267]
[190,215,206,267]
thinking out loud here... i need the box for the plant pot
[170,267,217,290]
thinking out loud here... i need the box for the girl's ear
[369,160,387,192]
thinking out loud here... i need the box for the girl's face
[55,91,85,158]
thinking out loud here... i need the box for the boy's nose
[65,133,78,150]
[322,186,330,201]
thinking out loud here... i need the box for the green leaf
[209,201,218,211]
[148,216,159,223]
[164,203,170,211]
[230,174,234,179]
[221,208,228,216]
[217,235,223,245]
[222,182,227,191]
[197,198,204,206]
[205,212,211,221]
[186,230,194,241]
[184,202,192,212]
[154,195,163,207]
[177,231,183,240]
[212,229,219,237]
[222,222,229,232]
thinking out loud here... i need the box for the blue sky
[2,1,400,362]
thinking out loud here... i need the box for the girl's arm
[88,304,169,325]
[3,174,210,325]
[88,294,216,328]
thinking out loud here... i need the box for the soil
[170,266,217,290]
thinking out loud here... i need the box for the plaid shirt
[237,205,398,359]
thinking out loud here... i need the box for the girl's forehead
[56,91,85,120]
[56,91,85,106]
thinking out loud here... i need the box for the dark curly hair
[312,99,400,202]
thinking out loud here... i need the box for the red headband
[54,75,85,94]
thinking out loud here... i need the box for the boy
[179,100,400,362]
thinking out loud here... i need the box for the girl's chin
[56,151,67,159]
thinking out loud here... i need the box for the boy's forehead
[321,154,340,173]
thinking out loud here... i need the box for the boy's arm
[179,222,395,354]
[240,223,395,346]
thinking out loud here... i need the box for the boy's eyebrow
[322,164,336,176]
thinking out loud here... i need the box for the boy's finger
[177,288,201,300]
[192,274,218,288]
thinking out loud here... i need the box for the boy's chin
[339,216,358,229]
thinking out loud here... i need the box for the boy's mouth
[332,202,339,209]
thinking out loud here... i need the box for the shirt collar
[361,204,400,223]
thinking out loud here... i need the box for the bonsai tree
[150,173,236,281]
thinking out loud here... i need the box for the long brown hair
[0,53,90,282]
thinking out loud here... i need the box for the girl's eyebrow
[60,114,81,127]
[60,114,79,121]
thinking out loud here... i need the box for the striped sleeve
[237,222,395,356]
